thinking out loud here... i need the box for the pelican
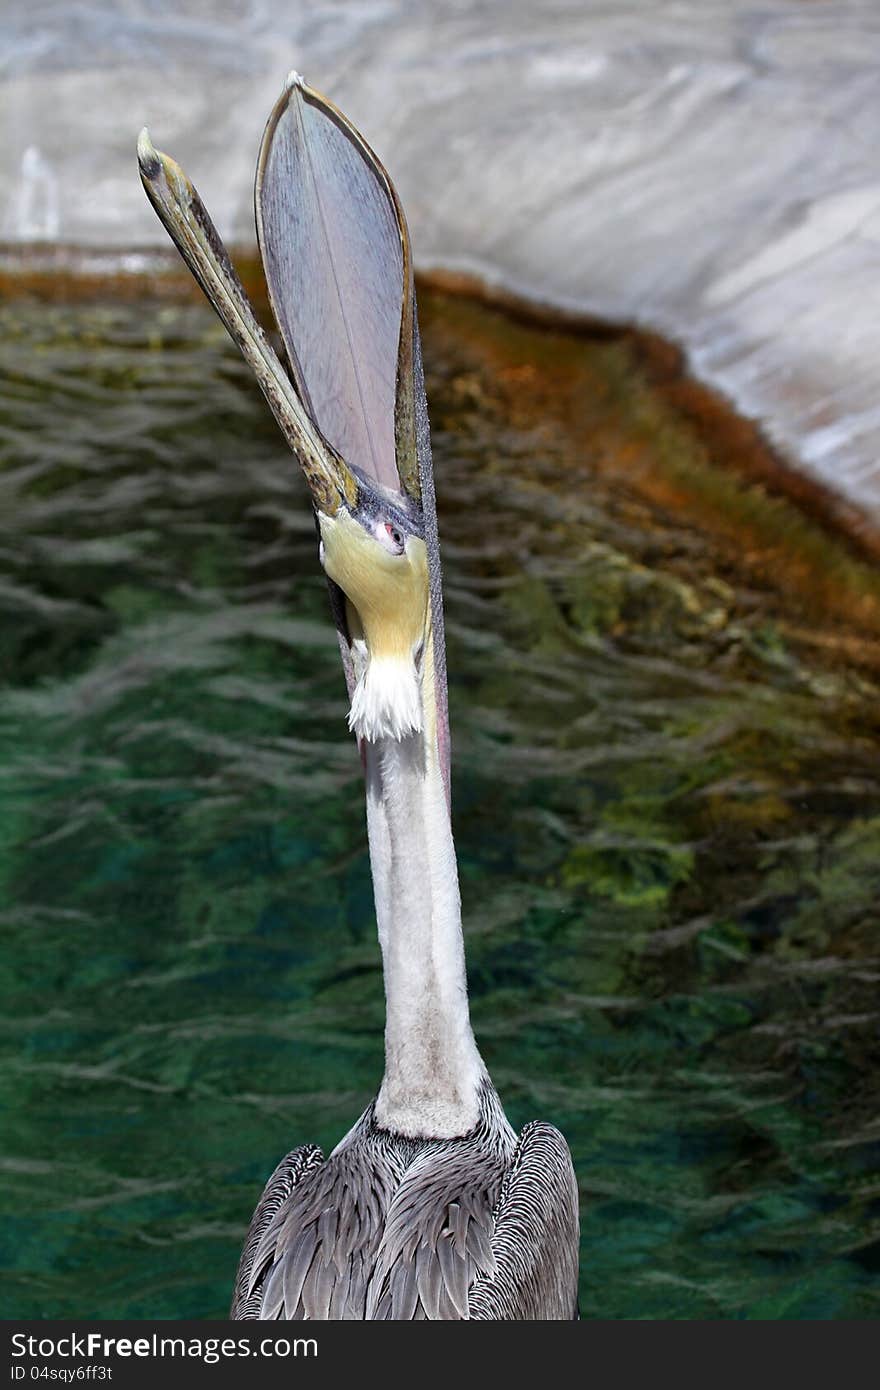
[138,74,579,1320]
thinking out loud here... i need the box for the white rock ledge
[2,1,879,530]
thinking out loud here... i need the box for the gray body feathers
[231,1082,579,1320]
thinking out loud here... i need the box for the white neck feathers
[366,721,483,1139]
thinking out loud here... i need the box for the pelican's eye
[373,519,406,556]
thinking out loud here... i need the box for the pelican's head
[253,75,438,749]
[317,498,429,742]
[138,75,449,787]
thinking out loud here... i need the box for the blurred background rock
[3,1,880,531]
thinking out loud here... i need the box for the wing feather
[390,1259,420,1322]
[327,1259,352,1319]
[469,1122,580,1321]
[230,1143,323,1318]
[259,1255,286,1320]
[365,1141,507,1320]
[436,1232,470,1318]
[281,1229,319,1316]
[246,1113,402,1319]
[231,1096,577,1320]
[415,1242,442,1320]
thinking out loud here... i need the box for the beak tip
[137,127,161,181]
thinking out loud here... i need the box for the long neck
[366,723,484,1139]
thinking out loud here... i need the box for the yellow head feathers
[318,509,430,742]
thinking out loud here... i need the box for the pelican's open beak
[254,75,433,747]
[138,78,451,797]
[137,126,356,520]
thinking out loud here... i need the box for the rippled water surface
[1,292,879,1319]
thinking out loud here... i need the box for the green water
[1,297,878,1319]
